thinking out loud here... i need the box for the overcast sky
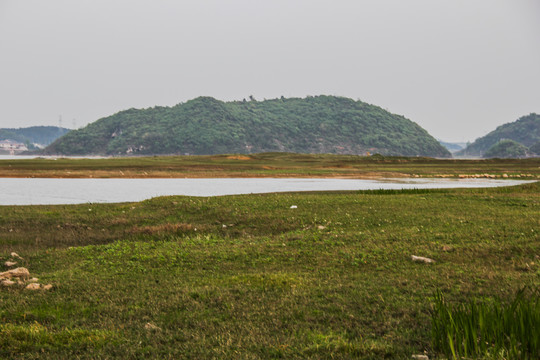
[1,0,539,142]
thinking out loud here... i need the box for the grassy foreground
[2,153,540,179]
[0,182,539,359]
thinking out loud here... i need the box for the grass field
[1,166,539,358]
[1,153,540,179]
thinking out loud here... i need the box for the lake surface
[0,178,534,205]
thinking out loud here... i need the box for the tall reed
[431,288,540,359]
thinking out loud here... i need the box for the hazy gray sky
[1,0,539,142]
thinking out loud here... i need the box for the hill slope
[0,126,71,148]
[529,141,540,155]
[457,113,540,157]
[483,140,530,158]
[44,96,451,157]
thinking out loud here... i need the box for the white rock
[25,283,41,290]
[144,322,161,331]
[411,255,435,264]
[43,284,53,291]
[290,205,297,209]
[28,277,39,283]
[412,355,429,360]
[10,252,23,259]
[0,267,30,280]
[4,261,17,267]
[1,279,16,287]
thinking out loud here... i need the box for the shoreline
[0,172,537,180]
[1,153,539,179]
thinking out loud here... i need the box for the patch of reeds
[431,288,540,359]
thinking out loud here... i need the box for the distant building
[0,139,29,154]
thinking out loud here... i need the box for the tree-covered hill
[44,96,451,157]
[0,126,70,149]
[457,113,540,157]
[529,141,540,156]
[483,139,530,158]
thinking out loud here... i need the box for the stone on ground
[1,279,16,287]
[411,255,435,264]
[25,283,41,290]
[0,267,30,280]
[144,322,162,331]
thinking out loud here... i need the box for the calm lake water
[0,178,534,205]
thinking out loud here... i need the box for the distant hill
[0,126,71,149]
[438,140,467,153]
[44,96,451,157]
[456,113,540,157]
[483,139,530,158]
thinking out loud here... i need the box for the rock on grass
[0,267,30,280]
[411,255,435,264]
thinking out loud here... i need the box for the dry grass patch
[226,155,251,160]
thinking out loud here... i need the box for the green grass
[431,288,540,359]
[0,180,539,358]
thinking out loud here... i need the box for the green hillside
[44,96,451,157]
[529,141,540,155]
[0,126,70,148]
[457,113,540,157]
[483,139,530,158]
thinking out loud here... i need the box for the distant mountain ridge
[457,113,540,158]
[0,126,70,149]
[438,140,467,153]
[44,96,451,157]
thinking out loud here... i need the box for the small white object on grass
[290,205,297,209]
[411,255,435,264]
[25,283,41,290]
[144,322,162,331]
[1,279,15,287]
